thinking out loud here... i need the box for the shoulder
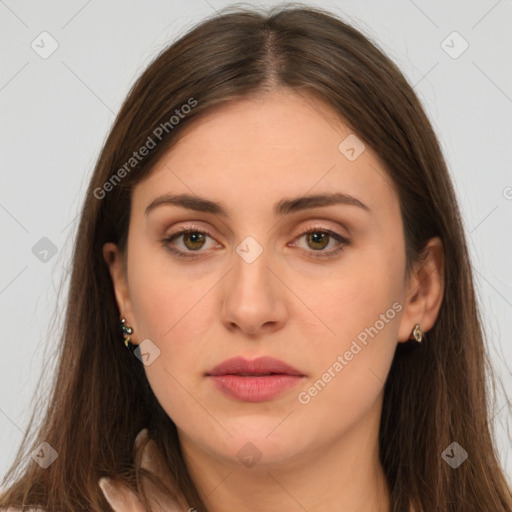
[98,428,189,512]
[1,430,188,512]
[98,477,148,511]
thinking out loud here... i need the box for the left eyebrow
[275,192,370,215]
[144,192,371,217]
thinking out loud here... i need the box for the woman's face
[104,88,440,470]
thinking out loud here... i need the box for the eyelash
[161,225,350,261]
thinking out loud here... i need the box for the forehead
[132,89,398,221]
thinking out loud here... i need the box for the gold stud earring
[411,324,423,343]
[120,317,134,348]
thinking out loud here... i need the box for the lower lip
[208,374,304,402]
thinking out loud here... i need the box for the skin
[104,88,444,512]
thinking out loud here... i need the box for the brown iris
[306,232,329,250]
[183,232,206,250]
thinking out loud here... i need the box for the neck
[179,395,391,512]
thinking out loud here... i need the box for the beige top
[1,428,189,512]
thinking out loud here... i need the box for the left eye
[294,228,347,255]
[162,227,349,260]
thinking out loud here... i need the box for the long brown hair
[1,4,511,511]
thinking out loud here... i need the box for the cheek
[127,245,217,388]
[298,245,403,346]
[128,257,215,428]
[291,292,400,445]
[293,248,403,410]
[128,243,214,344]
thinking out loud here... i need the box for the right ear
[103,242,136,335]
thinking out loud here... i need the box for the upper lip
[206,356,305,377]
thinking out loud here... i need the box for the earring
[120,317,134,348]
[411,324,423,343]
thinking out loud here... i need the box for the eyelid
[162,224,219,260]
[288,224,349,259]
[161,222,350,260]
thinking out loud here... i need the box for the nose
[220,245,288,337]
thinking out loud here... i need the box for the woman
[1,4,511,512]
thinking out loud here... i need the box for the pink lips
[206,356,305,402]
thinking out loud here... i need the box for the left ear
[397,236,445,343]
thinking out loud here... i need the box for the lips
[206,356,304,377]
[206,356,305,402]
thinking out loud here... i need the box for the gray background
[1,0,511,485]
